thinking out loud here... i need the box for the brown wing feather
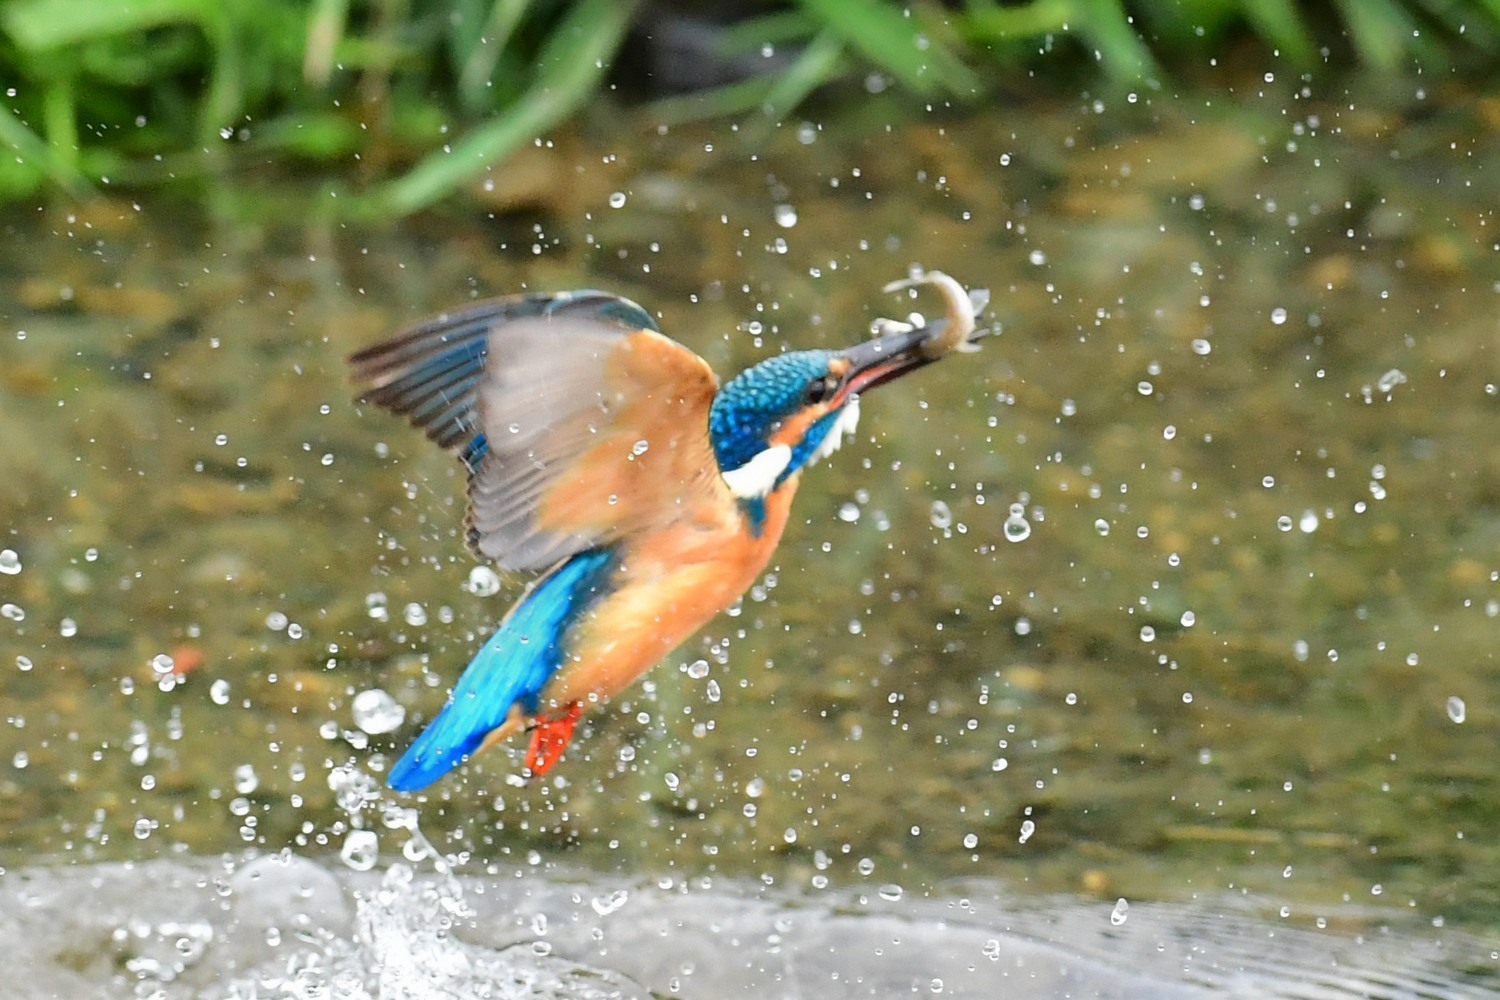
[352,291,733,573]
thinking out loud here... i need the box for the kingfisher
[351,271,989,792]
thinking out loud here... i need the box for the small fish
[880,269,992,359]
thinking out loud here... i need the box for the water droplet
[1270,307,1288,325]
[467,566,502,597]
[1110,897,1129,925]
[59,617,77,637]
[590,889,629,916]
[1093,518,1110,536]
[705,679,721,703]
[1018,819,1035,844]
[353,688,406,734]
[963,833,978,849]
[1137,380,1154,396]
[1299,509,1319,533]
[630,439,650,457]
[1028,249,1047,266]
[857,857,876,876]
[1182,692,1194,704]
[1276,515,1293,532]
[1139,626,1156,642]
[929,500,953,529]
[402,602,427,627]
[837,501,861,523]
[1003,509,1031,543]
[0,549,20,575]
[12,750,28,769]
[608,191,627,208]
[265,611,288,631]
[1180,611,1196,627]
[878,883,903,901]
[210,679,231,705]
[774,204,798,228]
[340,829,379,870]
[15,655,32,671]
[1447,696,1466,724]
[234,764,259,794]
[686,659,709,679]
[150,653,176,677]
[1190,338,1212,355]
[1,603,24,622]
[1376,368,1407,393]
[134,817,154,840]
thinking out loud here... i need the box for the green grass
[0,0,1496,215]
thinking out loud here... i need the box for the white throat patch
[808,397,861,468]
[721,444,793,500]
[720,399,862,500]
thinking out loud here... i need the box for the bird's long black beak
[834,272,990,400]
[834,326,939,399]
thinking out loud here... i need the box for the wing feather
[351,291,732,572]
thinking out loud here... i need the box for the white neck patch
[722,444,793,499]
[807,397,861,468]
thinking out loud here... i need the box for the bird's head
[708,323,943,501]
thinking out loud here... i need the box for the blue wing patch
[386,548,616,792]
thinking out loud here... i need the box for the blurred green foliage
[0,0,1495,215]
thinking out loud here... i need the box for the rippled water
[2,66,1499,995]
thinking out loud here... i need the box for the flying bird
[351,271,989,791]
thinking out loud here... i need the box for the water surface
[2,66,1498,994]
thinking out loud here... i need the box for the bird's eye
[804,374,839,406]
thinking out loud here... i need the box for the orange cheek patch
[769,404,832,451]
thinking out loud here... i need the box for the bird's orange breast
[540,476,800,712]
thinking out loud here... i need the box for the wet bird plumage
[351,281,984,791]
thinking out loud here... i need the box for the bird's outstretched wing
[350,290,727,571]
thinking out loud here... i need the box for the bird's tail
[386,548,615,791]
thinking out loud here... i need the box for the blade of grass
[458,0,534,108]
[1332,0,1417,68]
[367,0,637,218]
[961,0,1071,41]
[650,27,847,127]
[304,0,350,85]
[757,29,845,122]
[0,105,90,196]
[41,75,77,175]
[1238,0,1317,66]
[796,0,977,96]
[649,75,784,127]
[0,0,208,49]
[713,10,821,55]
[1074,0,1158,78]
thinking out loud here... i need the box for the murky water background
[2,69,1499,995]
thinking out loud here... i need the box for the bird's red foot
[525,702,583,776]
